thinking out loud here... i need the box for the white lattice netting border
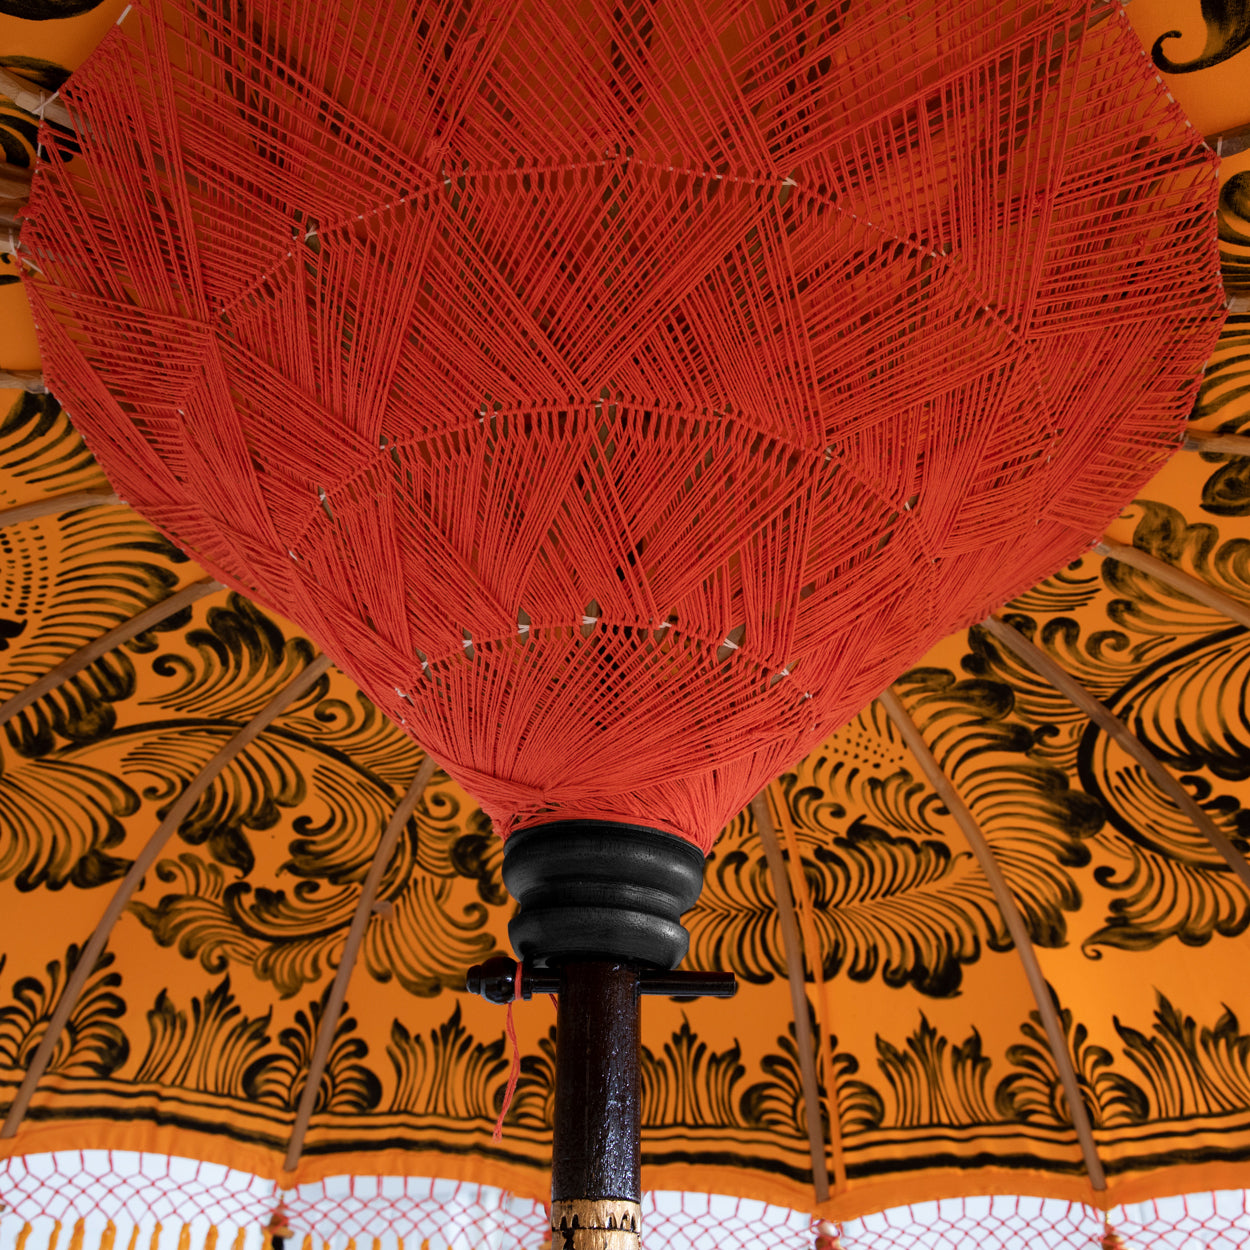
[1,1154,1249,1249]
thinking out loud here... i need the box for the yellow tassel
[68,1218,86,1250]
[15,1221,33,1250]
[204,1227,218,1250]
[150,1222,162,1250]
[231,1228,246,1250]
[176,1226,191,1250]
[47,1219,62,1250]
[126,1225,140,1250]
[100,1221,117,1250]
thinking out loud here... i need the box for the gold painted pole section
[1095,537,1250,632]
[0,654,333,1140]
[0,579,224,726]
[983,615,1250,894]
[749,793,831,1204]
[879,686,1108,1192]
[283,754,439,1173]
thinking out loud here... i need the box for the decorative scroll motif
[0,391,109,502]
[685,677,1100,997]
[1194,315,1250,514]
[1151,0,1250,72]
[1221,174,1250,300]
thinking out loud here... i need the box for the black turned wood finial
[501,820,707,969]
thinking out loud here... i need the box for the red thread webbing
[20,0,1226,852]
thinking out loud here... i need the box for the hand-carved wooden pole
[552,962,642,1249]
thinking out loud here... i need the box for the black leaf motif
[876,1017,995,1128]
[243,985,380,1113]
[507,1029,557,1130]
[640,1018,746,1129]
[1116,992,1250,1119]
[996,987,1149,1128]
[386,1002,509,1120]
[0,946,128,1079]
[135,977,273,1096]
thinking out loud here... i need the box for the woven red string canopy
[23,0,1223,853]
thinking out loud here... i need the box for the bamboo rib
[0,654,333,1140]
[0,579,224,726]
[283,755,439,1173]
[982,615,1250,893]
[749,793,832,1203]
[0,168,31,203]
[878,686,1108,1192]
[1095,537,1250,632]
[0,371,47,393]
[0,492,121,526]
[1183,428,1250,456]
[1214,124,1250,158]
[0,67,74,131]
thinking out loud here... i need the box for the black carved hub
[467,820,737,1250]
[501,819,708,968]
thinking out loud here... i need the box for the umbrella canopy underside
[1,0,1250,1244]
[2,309,1250,1225]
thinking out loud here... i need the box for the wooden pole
[551,962,642,1250]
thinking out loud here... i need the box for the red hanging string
[492,961,524,1143]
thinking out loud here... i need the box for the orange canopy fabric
[1,0,1250,1244]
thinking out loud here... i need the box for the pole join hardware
[466,956,737,1004]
